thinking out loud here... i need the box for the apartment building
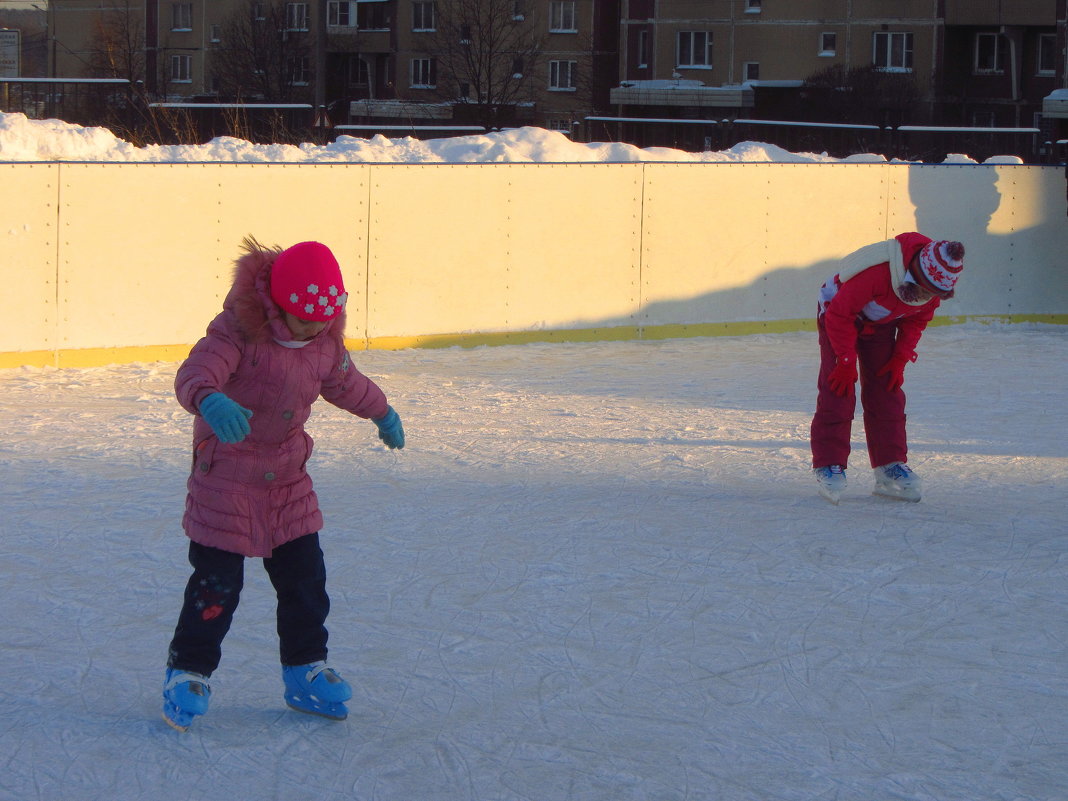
[37,0,1068,150]
[613,0,1063,123]
[45,0,619,134]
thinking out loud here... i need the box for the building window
[549,1,576,33]
[974,32,1008,74]
[286,2,309,31]
[328,1,356,27]
[547,119,574,137]
[677,31,712,68]
[819,32,836,56]
[170,54,192,82]
[743,61,759,81]
[171,2,192,31]
[745,0,761,13]
[209,24,221,42]
[253,3,266,20]
[1038,32,1057,75]
[637,30,648,68]
[358,2,389,30]
[873,31,913,72]
[287,56,311,85]
[348,56,370,87]
[411,57,436,88]
[412,1,435,31]
[549,59,576,90]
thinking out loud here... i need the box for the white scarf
[837,239,928,306]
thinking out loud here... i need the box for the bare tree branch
[212,0,313,102]
[420,0,544,126]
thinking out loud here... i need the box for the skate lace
[884,463,912,480]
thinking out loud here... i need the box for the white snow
[0,110,1025,164]
[1,324,1066,800]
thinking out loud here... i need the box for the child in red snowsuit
[810,232,964,504]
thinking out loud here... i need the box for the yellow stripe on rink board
[2,315,1064,368]
[0,345,194,370]
[354,314,1066,352]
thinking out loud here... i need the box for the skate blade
[286,699,348,721]
[162,709,190,732]
[817,487,842,505]
[873,486,921,503]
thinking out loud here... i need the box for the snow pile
[0,111,1024,164]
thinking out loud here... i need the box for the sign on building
[0,29,20,78]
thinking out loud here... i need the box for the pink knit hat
[269,241,348,321]
[913,240,965,297]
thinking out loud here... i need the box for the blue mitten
[199,392,253,443]
[373,406,405,450]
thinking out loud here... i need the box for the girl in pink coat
[162,238,404,730]
[810,232,964,505]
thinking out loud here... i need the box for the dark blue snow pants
[167,533,331,677]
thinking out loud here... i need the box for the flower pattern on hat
[269,242,348,322]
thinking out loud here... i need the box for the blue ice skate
[162,668,211,731]
[282,661,352,720]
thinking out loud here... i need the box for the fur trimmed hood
[222,239,347,346]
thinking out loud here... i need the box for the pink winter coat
[175,245,389,557]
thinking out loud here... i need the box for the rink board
[1,164,59,362]
[1,160,1066,366]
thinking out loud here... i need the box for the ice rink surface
[0,325,1065,801]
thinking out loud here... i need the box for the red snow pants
[810,317,908,470]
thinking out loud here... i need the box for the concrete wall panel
[365,163,644,339]
[886,163,1068,318]
[1,160,1065,367]
[639,163,890,326]
[1,164,58,363]
[56,163,372,354]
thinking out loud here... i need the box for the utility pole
[145,0,158,95]
[314,0,326,114]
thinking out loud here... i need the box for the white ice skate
[814,465,847,505]
[873,462,922,502]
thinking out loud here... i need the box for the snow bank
[0,111,1024,164]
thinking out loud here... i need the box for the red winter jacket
[818,232,941,364]
[175,245,388,557]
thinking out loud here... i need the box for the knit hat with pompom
[912,240,965,297]
[269,241,348,321]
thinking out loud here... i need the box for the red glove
[876,352,914,392]
[827,356,857,396]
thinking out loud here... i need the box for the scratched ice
[0,324,1065,801]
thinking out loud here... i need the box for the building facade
[612,1,1065,136]
[46,0,620,135]
[32,0,1068,154]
